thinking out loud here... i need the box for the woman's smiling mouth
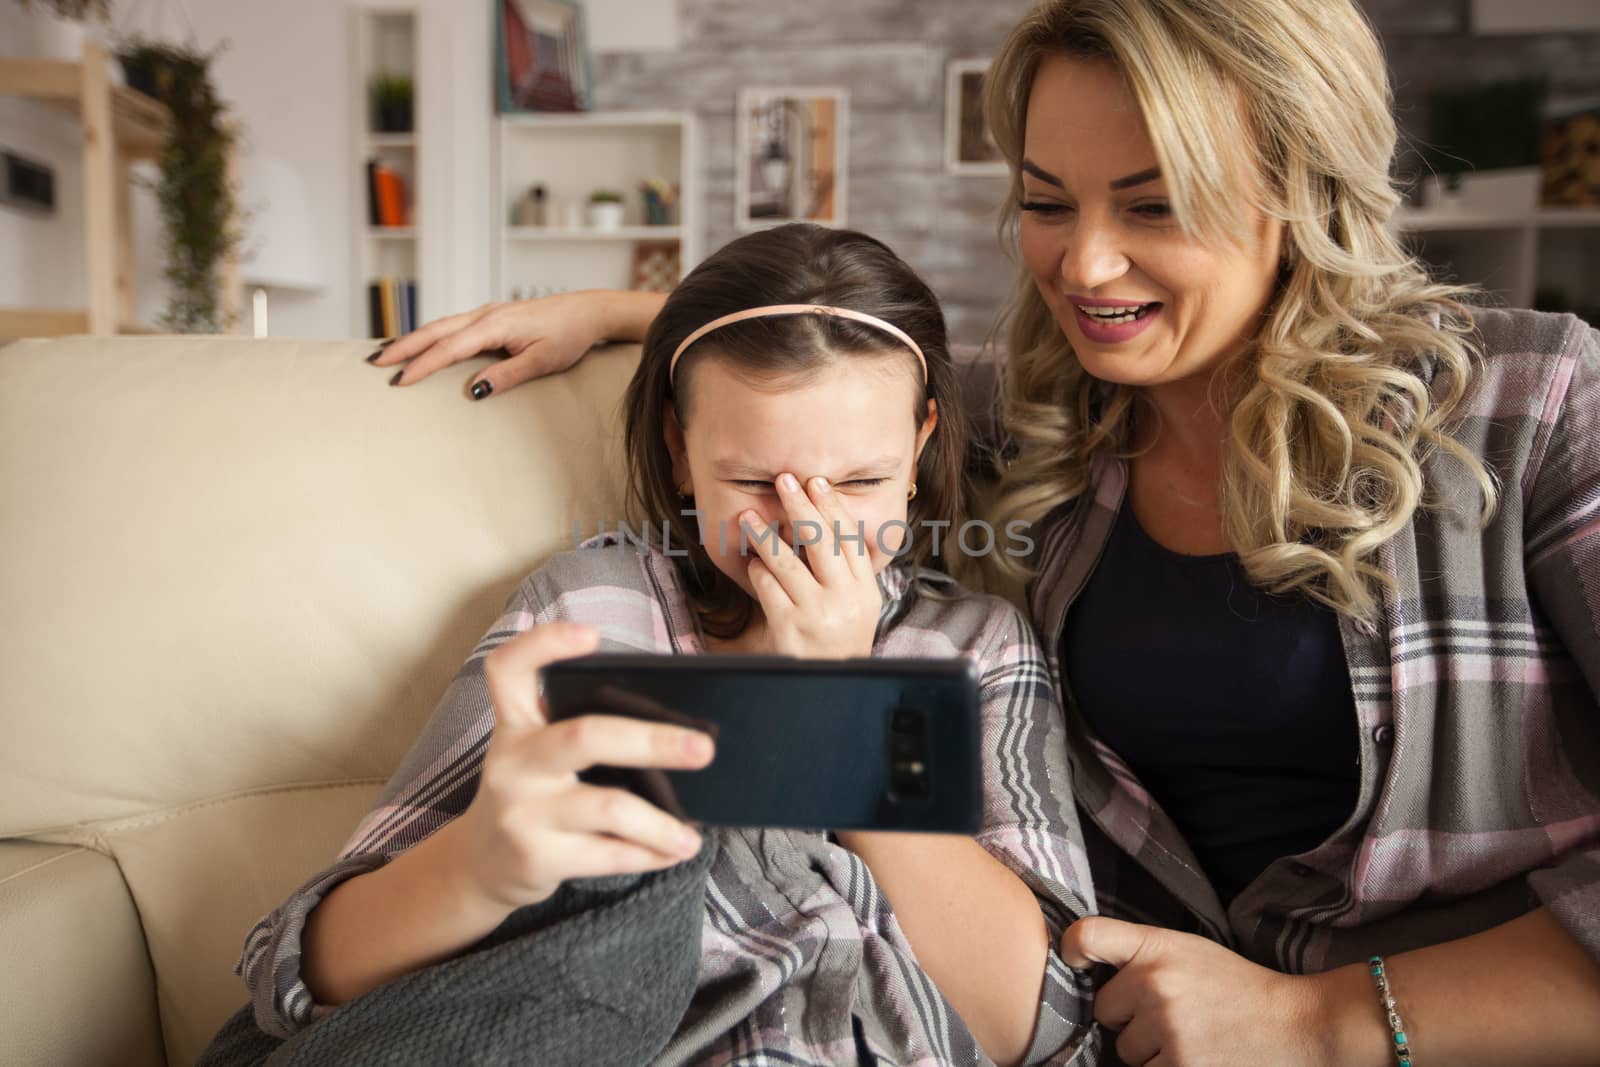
[1069,297,1163,342]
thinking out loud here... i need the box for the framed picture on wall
[735,87,849,230]
[496,0,592,112]
[944,59,1007,176]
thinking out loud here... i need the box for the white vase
[21,13,88,61]
[13,15,125,84]
[587,202,625,232]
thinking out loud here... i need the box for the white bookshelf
[351,4,420,339]
[493,110,701,299]
[1391,208,1600,312]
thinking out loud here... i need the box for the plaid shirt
[239,541,1105,1065]
[1015,307,1600,972]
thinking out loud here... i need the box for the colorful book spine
[367,279,417,338]
[368,282,383,338]
[379,276,397,337]
[370,164,410,227]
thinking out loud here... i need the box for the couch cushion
[99,781,382,1067]
[0,338,637,836]
[0,841,166,1067]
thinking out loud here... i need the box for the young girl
[235,225,1097,1066]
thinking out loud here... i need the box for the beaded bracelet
[1367,955,1413,1067]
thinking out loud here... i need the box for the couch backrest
[0,337,638,1064]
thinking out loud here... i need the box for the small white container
[587,201,625,231]
[1420,166,1542,214]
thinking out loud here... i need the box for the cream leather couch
[0,336,640,1067]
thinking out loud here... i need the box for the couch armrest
[0,841,166,1067]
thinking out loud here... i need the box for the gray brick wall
[589,0,1600,344]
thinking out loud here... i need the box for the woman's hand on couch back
[369,290,667,399]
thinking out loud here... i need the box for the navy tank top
[1062,500,1360,904]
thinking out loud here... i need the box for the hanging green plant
[117,36,240,333]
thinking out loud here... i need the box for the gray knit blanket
[194,839,717,1067]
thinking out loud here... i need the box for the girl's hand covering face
[740,473,884,659]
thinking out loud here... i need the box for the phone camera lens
[890,761,930,800]
[887,707,931,801]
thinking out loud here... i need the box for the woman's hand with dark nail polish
[471,380,493,401]
[389,369,404,387]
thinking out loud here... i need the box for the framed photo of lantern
[736,87,849,230]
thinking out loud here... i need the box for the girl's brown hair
[623,223,970,639]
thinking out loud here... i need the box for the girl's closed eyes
[729,478,889,491]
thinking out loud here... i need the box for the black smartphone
[540,654,982,833]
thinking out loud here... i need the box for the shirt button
[1372,724,1393,745]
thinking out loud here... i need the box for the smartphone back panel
[541,655,982,833]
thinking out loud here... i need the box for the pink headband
[668,304,928,385]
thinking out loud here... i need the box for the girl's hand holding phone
[451,622,715,912]
[741,474,883,659]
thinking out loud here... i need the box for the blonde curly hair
[981,0,1498,624]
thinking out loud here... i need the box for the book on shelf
[368,283,383,338]
[366,160,411,227]
[365,160,380,227]
[367,277,418,338]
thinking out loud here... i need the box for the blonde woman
[374,1,1600,1062]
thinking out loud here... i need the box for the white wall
[0,1,679,340]
[189,0,353,338]
[584,0,681,52]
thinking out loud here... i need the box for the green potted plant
[1420,77,1549,213]
[371,72,413,134]
[117,37,240,332]
[587,188,625,231]
[117,35,203,99]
